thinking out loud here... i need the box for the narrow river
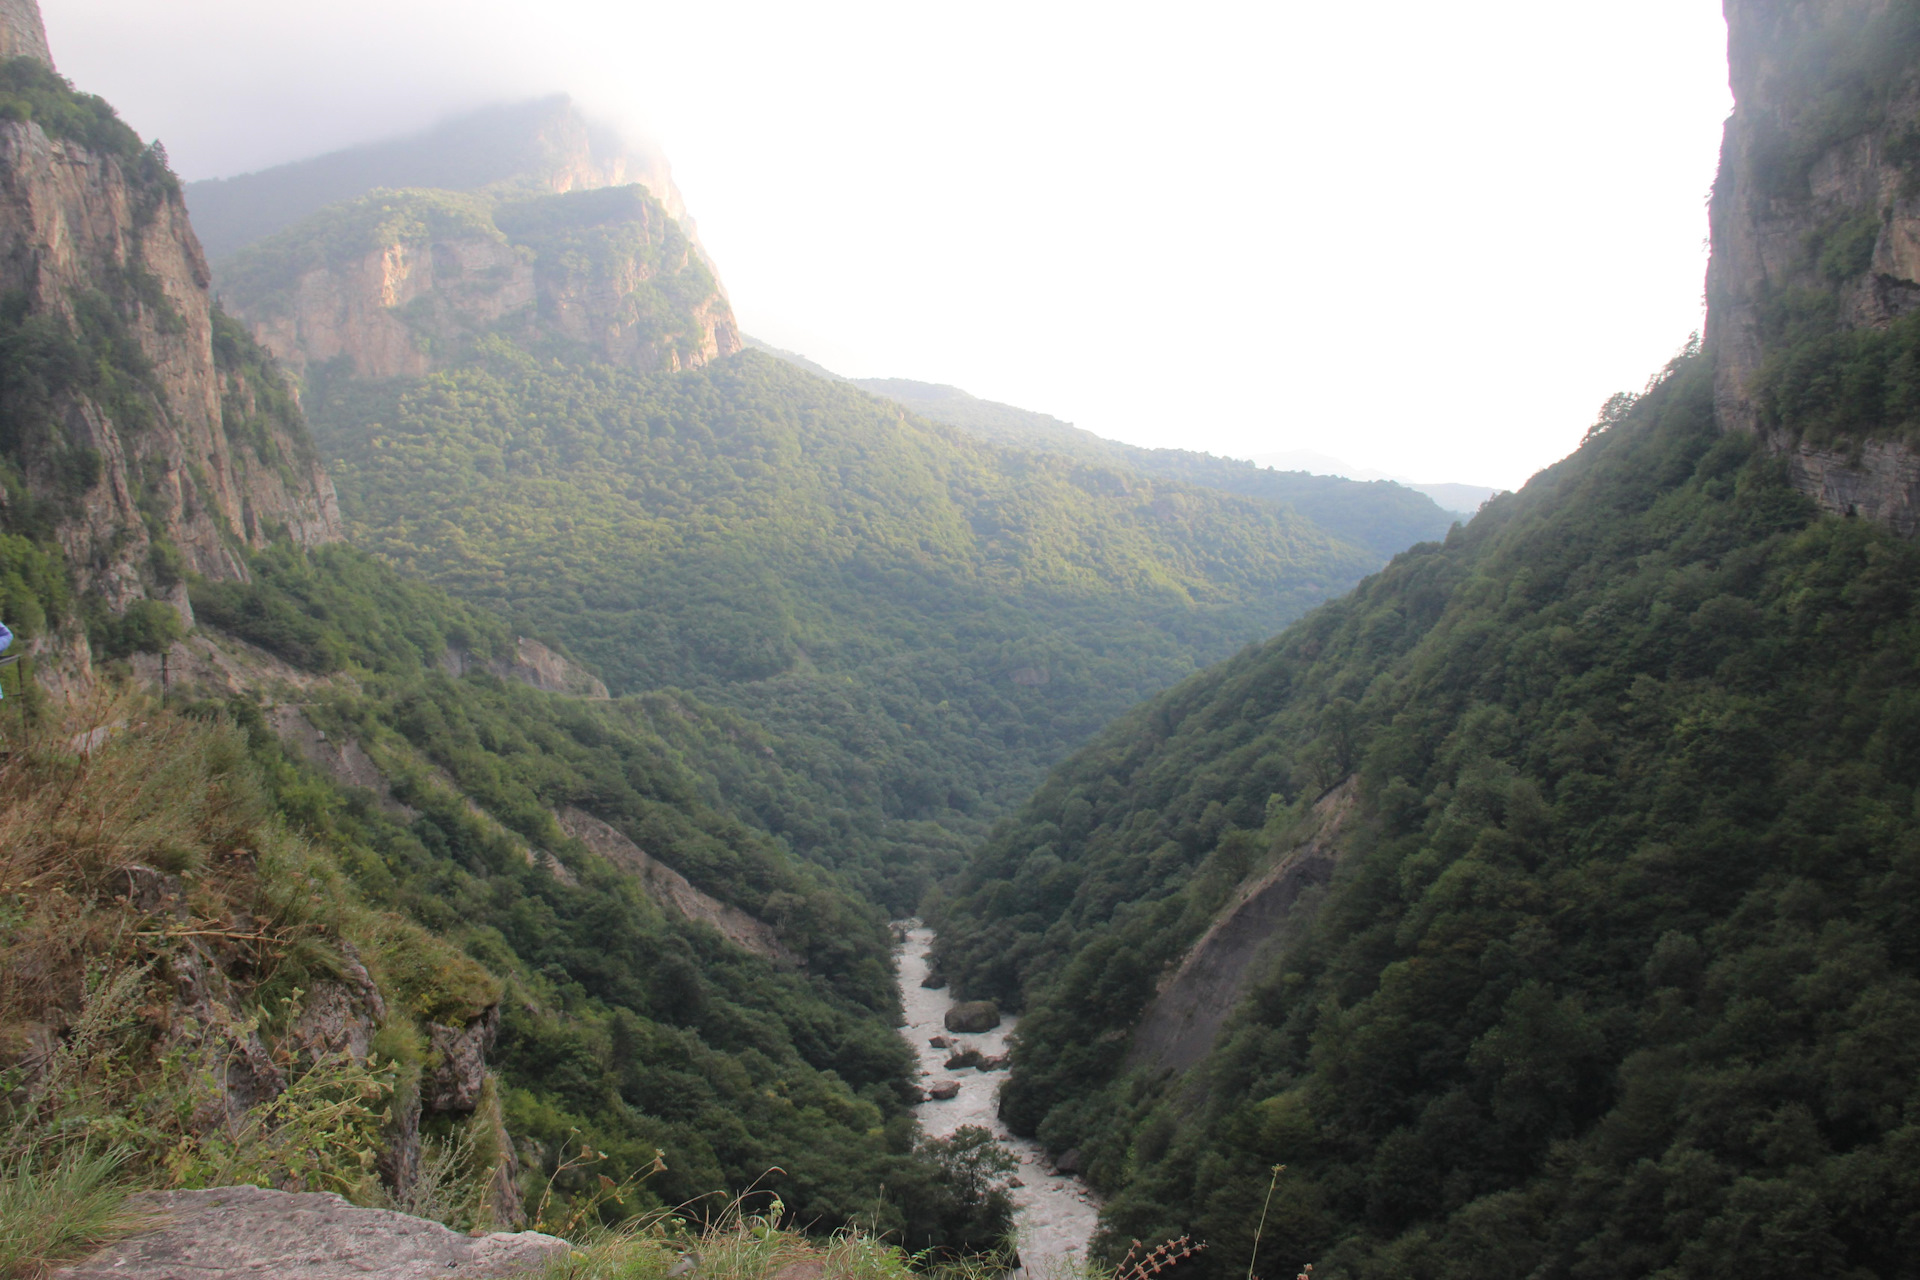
[894,921,1101,1277]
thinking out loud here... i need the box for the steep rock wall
[1708,0,1920,528]
[219,186,740,382]
[0,4,342,660]
[0,120,342,600]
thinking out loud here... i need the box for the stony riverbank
[894,921,1100,1277]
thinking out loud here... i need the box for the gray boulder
[927,1080,962,1100]
[55,1186,567,1280]
[944,1000,1000,1033]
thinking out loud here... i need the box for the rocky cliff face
[0,9,342,654]
[1708,0,1920,528]
[217,185,740,382]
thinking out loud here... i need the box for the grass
[0,691,487,1270]
[516,1178,1031,1280]
[0,1144,152,1279]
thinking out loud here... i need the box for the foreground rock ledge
[56,1185,568,1280]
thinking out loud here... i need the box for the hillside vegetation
[841,373,1458,561]
[935,350,1920,1276]
[305,346,1378,909]
[0,537,1019,1261]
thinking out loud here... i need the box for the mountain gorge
[20,0,1919,1273]
[0,0,1467,1266]
[181,109,1448,911]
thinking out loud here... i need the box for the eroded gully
[893,921,1100,1276]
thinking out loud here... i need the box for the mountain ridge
[742,338,1457,560]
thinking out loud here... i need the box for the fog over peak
[45,0,1731,490]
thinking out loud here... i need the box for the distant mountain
[739,346,1456,560]
[740,334,848,383]
[846,376,1457,560]
[184,97,695,262]
[1249,448,1500,515]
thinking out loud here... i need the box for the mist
[43,0,1732,492]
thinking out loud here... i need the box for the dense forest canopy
[934,351,1920,1277]
[302,345,1384,909]
[845,373,1456,560]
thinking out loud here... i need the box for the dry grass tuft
[0,1143,154,1279]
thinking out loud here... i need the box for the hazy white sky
[45,0,1732,492]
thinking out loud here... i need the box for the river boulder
[945,1048,987,1070]
[944,1000,1000,1033]
[927,1080,961,1100]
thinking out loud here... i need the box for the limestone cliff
[216,185,740,381]
[0,12,341,657]
[1707,0,1920,529]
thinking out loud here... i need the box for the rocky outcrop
[422,1005,499,1113]
[556,805,796,964]
[268,704,417,819]
[1780,433,1920,534]
[1127,780,1356,1075]
[0,1,342,669]
[1707,0,1920,529]
[54,1186,565,1280]
[218,184,741,383]
[443,636,609,699]
[235,224,530,383]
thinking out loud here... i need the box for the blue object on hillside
[0,620,13,698]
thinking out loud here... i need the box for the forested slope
[935,351,1920,1277]
[303,346,1376,908]
[849,375,1458,560]
[5,528,1016,1252]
